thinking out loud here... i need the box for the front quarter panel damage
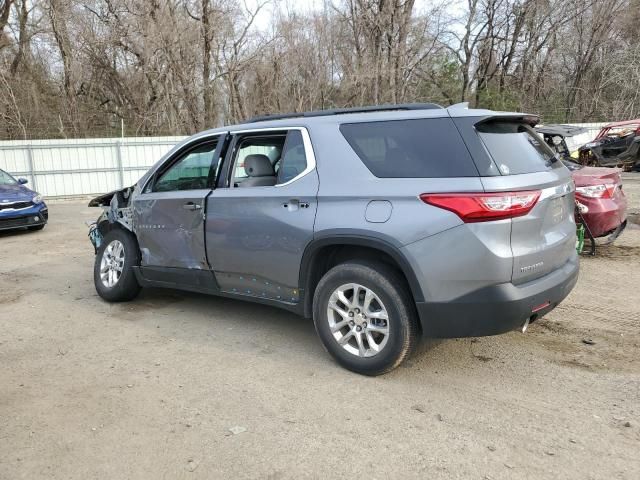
[88,186,136,251]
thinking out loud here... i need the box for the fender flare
[299,234,424,317]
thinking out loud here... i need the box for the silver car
[88,103,579,375]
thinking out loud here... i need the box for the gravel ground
[1,174,639,480]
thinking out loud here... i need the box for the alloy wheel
[327,283,390,357]
[100,239,125,288]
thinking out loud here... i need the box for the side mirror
[18,178,28,185]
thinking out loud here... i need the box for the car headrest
[244,154,275,177]
[385,147,405,163]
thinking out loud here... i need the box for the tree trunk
[49,0,77,135]
[9,0,28,75]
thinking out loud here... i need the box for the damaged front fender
[88,186,136,251]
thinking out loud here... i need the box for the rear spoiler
[473,114,540,127]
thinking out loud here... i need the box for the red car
[564,160,628,239]
[535,124,628,242]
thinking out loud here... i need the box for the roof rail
[246,103,444,123]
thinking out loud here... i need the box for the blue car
[0,168,48,232]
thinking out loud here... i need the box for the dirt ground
[1,175,639,480]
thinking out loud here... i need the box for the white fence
[558,122,607,152]
[0,136,186,197]
[0,122,610,198]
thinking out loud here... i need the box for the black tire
[28,224,45,231]
[313,260,419,376]
[93,228,141,302]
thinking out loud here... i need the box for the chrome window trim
[229,126,317,187]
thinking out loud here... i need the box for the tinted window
[154,142,218,192]
[277,130,308,184]
[339,118,478,178]
[476,122,562,175]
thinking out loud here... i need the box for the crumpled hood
[0,183,36,202]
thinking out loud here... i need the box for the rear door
[134,136,225,281]
[470,119,576,283]
[205,128,318,303]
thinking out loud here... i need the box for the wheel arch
[299,235,424,318]
[97,216,129,236]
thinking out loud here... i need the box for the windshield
[0,170,18,185]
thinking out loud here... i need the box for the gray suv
[88,103,579,375]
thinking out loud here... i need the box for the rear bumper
[578,195,627,237]
[416,256,579,338]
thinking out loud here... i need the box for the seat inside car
[240,154,277,187]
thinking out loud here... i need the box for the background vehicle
[536,124,587,160]
[578,119,640,170]
[0,168,48,232]
[536,125,628,243]
[88,103,578,375]
[565,162,627,241]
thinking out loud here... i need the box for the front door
[133,136,225,286]
[206,128,318,304]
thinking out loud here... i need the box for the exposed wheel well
[97,218,132,237]
[301,243,421,321]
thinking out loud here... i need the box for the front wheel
[93,228,141,302]
[313,260,419,376]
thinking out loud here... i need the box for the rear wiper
[546,153,561,166]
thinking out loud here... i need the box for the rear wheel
[313,260,419,375]
[94,228,141,302]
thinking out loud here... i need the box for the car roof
[188,103,539,139]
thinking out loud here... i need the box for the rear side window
[277,130,308,184]
[476,122,562,175]
[339,118,478,178]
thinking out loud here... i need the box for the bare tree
[0,0,14,50]
[0,0,638,140]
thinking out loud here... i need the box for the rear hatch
[459,117,577,284]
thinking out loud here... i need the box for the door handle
[282,199,309,211]
[183,202,202,211]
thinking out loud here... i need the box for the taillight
[420,190,541,222]
[575,184,616,198]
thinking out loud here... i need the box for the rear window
[476,121,562,175]
[339,118,478,178]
